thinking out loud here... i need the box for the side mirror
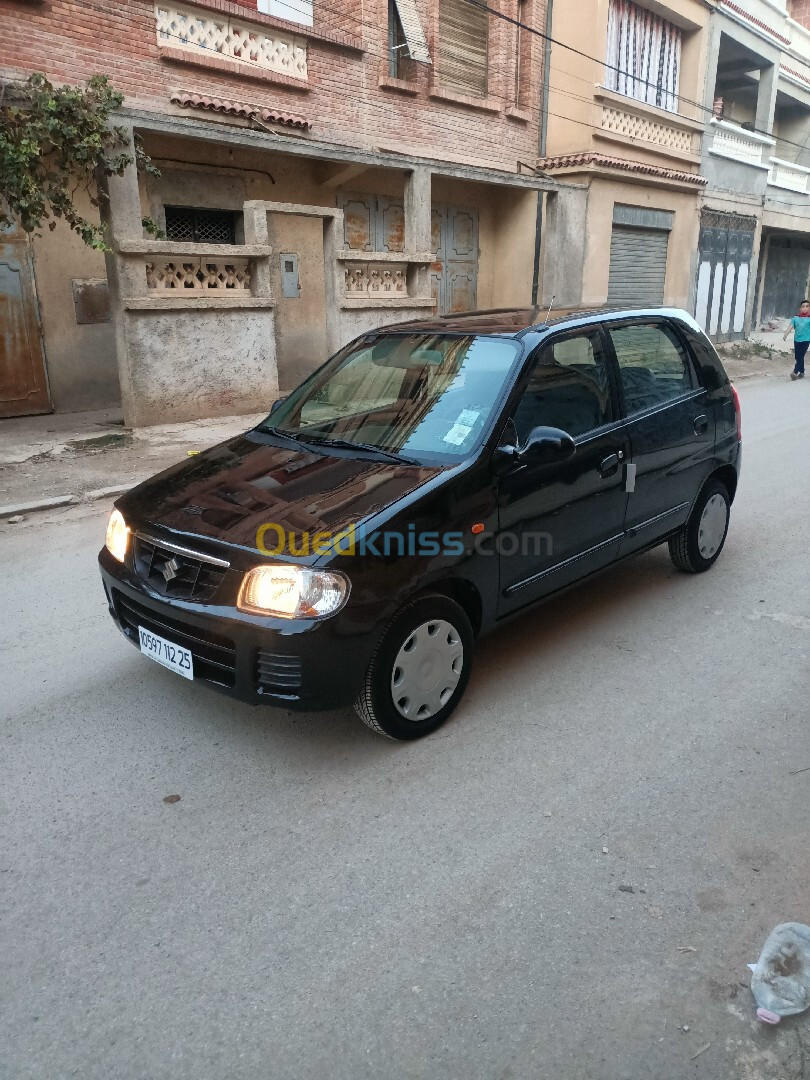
[269,396,287,413]
[518,425,576,464]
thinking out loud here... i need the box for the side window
[609,322,696,414]
[512,332,614,442]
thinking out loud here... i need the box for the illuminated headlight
[105,509,130,563]
[237,564,350,619]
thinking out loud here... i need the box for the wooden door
[0,221,51,417]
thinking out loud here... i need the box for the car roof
[377,306,701,338]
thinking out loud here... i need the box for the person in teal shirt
[783,300,810,380]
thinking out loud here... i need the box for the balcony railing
[707,118,774,169]
[767,156,810,195]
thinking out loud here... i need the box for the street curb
[0,483,132,520]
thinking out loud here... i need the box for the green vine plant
[0,73,161,251]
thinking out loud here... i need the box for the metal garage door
[760,235,810,323]
[607,225,669,307]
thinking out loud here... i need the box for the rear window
[608,322,696,414]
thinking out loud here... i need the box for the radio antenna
[543,295,555,323]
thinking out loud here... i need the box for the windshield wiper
[303,434,418,466]
[261,426,311,447]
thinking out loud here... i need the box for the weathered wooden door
[0,221,51,417]
[431,205,479,314]
[338,194,405,253]
[338,194,478,314]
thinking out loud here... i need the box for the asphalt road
[2,377,808,1080]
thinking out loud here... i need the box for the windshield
[259,333,521,463]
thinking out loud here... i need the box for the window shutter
[438,0,488,97]
[392,0,431,63]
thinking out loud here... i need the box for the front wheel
[354,594,474,739]
[669,479,731,573]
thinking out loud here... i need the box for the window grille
[164,207,238,245]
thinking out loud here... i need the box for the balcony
[707,118,775,169]
[767,156,810,194]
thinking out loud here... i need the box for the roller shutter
[607,226,669,307]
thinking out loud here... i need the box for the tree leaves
[0,73,160,250]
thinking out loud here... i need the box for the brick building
[0,0,579,424]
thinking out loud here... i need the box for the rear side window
[512,331,614,441]
[609,322,696,414]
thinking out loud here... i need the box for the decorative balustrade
[146,257,252,292]
[155,2,308,80]
[343,262,408,298]
[767,157,810,194]
[600,105,693,153]
[708,118,773,168]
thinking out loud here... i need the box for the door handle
[599,453,620,478]
[693,413,709,435]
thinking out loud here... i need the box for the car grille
[113,590,236,687]
[133,535,227,602]
[256,650,302,695]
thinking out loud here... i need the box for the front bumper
[99,547,374,711]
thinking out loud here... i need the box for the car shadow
[125,542,697,773]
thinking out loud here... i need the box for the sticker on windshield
[457,409,480,427]
[444,423,472,445]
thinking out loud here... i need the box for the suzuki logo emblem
[161,557,181,583]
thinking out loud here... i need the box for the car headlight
[237,564,350,619]
[105,508,130,563]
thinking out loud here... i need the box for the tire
[668,479,730,573]
[354,594,474,740]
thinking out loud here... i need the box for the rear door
[604,318,714,555]
[496,328,630,616]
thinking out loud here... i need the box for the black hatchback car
[99,306,741,739]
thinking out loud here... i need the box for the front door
[267,214,328,392]
[496,329,629,617]
[604,319,714,555]
[431,205,479,314]
[694,210,756,342]
[0,221,51,418]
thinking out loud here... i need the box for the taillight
[731,384,742,442]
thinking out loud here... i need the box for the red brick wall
[789,0,810,27]
[0,0,545,170]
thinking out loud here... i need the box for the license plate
[138,626,194,680]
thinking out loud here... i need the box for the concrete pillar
[323,211,345,355]
[98,124,146,426]
[756,62,778,137]
[702,24,723,123]
[404,167,432,254]
[541,186,588,309]
[754,230,770,328]
[243,200,273,299]
[101,124,147,300]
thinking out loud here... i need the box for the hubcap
[697,493,728,560]
[390,619,464,722]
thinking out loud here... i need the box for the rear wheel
[354,594,474,740]
[669,479,730,573]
